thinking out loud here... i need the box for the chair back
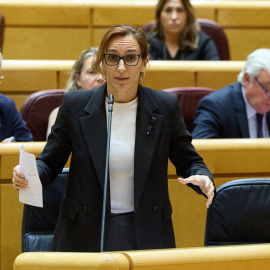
[20,89,66,141]
[22,168,69,252]
[142,18,230,60]
[205,178,270,246]
[0,11,5,52]
[163,87,214,133]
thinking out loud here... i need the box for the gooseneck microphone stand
[100,94,114,252]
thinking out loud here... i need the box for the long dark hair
[153,0,199,51]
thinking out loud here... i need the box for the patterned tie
[256,113,264,138]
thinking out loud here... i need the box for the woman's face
[75,56,105,90]
[160,0,187,36]
[102,34,148,103]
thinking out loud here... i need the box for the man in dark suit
[0,53,33,142]
[192,48,270,138]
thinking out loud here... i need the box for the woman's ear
[75,73,82,87]
[141,56,149,72]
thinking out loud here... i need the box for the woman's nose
[171,10,178,20]
[117,59,126,71]
[96,74,105,82]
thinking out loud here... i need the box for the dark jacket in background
[0,93,33,141]
[147,31,219,60]
[192,82,270,138]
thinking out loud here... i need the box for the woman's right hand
[12,165,28,189]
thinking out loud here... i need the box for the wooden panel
[1,185,23,270]
[92,2,216,28]
[194,8,216,21]
[2,139,270,270]
[169,178,207,247]
[0,70,57,91]
[196,61,244,89]
[225,28,270,61]
[59,70,72,89]
[217,4,270,27]
[14,252,129,270]
[143,61,196,90]
[92,5,155,27]
[0,5,90,26]
[92,28,108,47]
[124,245,270,270]
[4,27,91,60]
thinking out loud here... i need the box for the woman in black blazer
[12,25,215,252]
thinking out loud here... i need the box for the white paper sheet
[19,145,43,208]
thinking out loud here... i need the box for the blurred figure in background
[147,0,219,60]
[192,48,270,138]
[0,52,33,142]
[46,47,105,138]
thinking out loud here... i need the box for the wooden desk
[13,244,270,270]
[1,60,245,110]
[1,1,270,60]
[1,139,270,270]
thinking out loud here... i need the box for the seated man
[0,93,33,142]
[192,48,270,138]
[0,52,33,142]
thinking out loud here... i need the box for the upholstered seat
[163,87,214,133]
[142,18,230,60]
[205,178,270,246]
[20,89,66,141]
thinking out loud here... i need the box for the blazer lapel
[79,84,108,190]
[234,83,250,138]
[134,86,164,211]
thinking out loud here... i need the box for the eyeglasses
[0,75,4,84]
[255,77,270,97]
[103,54,142,66]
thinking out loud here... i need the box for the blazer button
[84,205,88,213]
[152,205,158,214]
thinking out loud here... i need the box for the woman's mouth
[115,77,128,81]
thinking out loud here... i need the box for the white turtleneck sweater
[106,97,138,213]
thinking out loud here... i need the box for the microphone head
[108,94,114,105]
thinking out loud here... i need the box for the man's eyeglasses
[255,77,270,96]
[103,54,142,66]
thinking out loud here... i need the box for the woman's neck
[107,86,138,103]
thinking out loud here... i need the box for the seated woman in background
[147,0,219,60]
[46,47,105,138]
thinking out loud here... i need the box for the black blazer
[192,82,270,138]
[36,84,213,252]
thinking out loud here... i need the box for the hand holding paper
[13,145,43,208]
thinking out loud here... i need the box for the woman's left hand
[178,175,215,208]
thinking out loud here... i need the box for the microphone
[100,94,114,252]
